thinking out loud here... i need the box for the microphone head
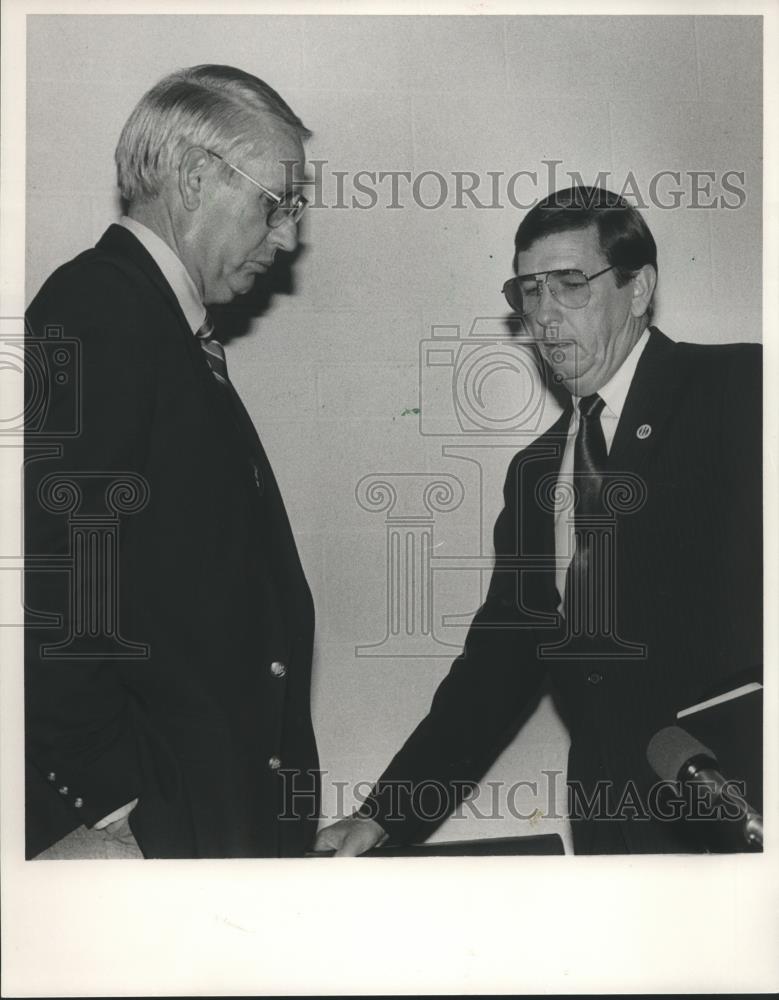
[646,725,718,781]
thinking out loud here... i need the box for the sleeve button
[268,756,282,770]
[58,786,69,795]
[74,797,83,808]
[47,772,56,782]
[270,660,287,678]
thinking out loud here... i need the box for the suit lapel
[523,400,574,553]
[608,327,688,477]
[95,226,310,614]
[96,225,257,454]
[514,401,573,613]
[514,330,686,619]
[96,224,194,340]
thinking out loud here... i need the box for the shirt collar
[571,327,651,420]
[118,216,207,335]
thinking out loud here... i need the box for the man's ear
[178,147,211,211]
[629,264,658,318]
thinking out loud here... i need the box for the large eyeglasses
[502,266,614,316]
[206,149,308,227]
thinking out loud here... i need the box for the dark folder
[310,833,565,857]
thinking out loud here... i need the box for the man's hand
[101,813,137,845]
[93,798,138,844]
[314,816,388,857]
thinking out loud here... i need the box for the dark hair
[513,186,658,293]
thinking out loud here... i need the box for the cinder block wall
[27,14,762,852]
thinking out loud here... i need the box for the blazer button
[270,660,287,678]
[587,672,603,686]
[74,797,84,809]
[58,786,69,795]
[268,756,282,770]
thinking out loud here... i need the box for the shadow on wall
[212,242,307,344]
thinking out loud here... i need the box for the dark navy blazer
[25,224,319,858]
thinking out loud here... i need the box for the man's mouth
[245,257,275,273]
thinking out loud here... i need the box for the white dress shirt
[94,217,207,831]
[554,328,650,609]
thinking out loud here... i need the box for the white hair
[115,64,310,204]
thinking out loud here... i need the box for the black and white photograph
[2,1,777,995]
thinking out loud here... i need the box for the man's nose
[267,216,299,253]
[535,281,562,332]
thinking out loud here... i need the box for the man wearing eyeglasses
[317,185,761,856]
[25,65,318,859]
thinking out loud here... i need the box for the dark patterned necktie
[564,393,607,617]
[195,310,265,496]
[574,393,607,517]
[196,312,229,385]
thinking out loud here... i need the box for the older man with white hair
[25,64,319,859]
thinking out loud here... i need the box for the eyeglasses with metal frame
[502,266,615,316]
[205,149,308,228]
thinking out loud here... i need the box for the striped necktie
[196,312,229,385]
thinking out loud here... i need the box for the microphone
[646,725,762,849]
